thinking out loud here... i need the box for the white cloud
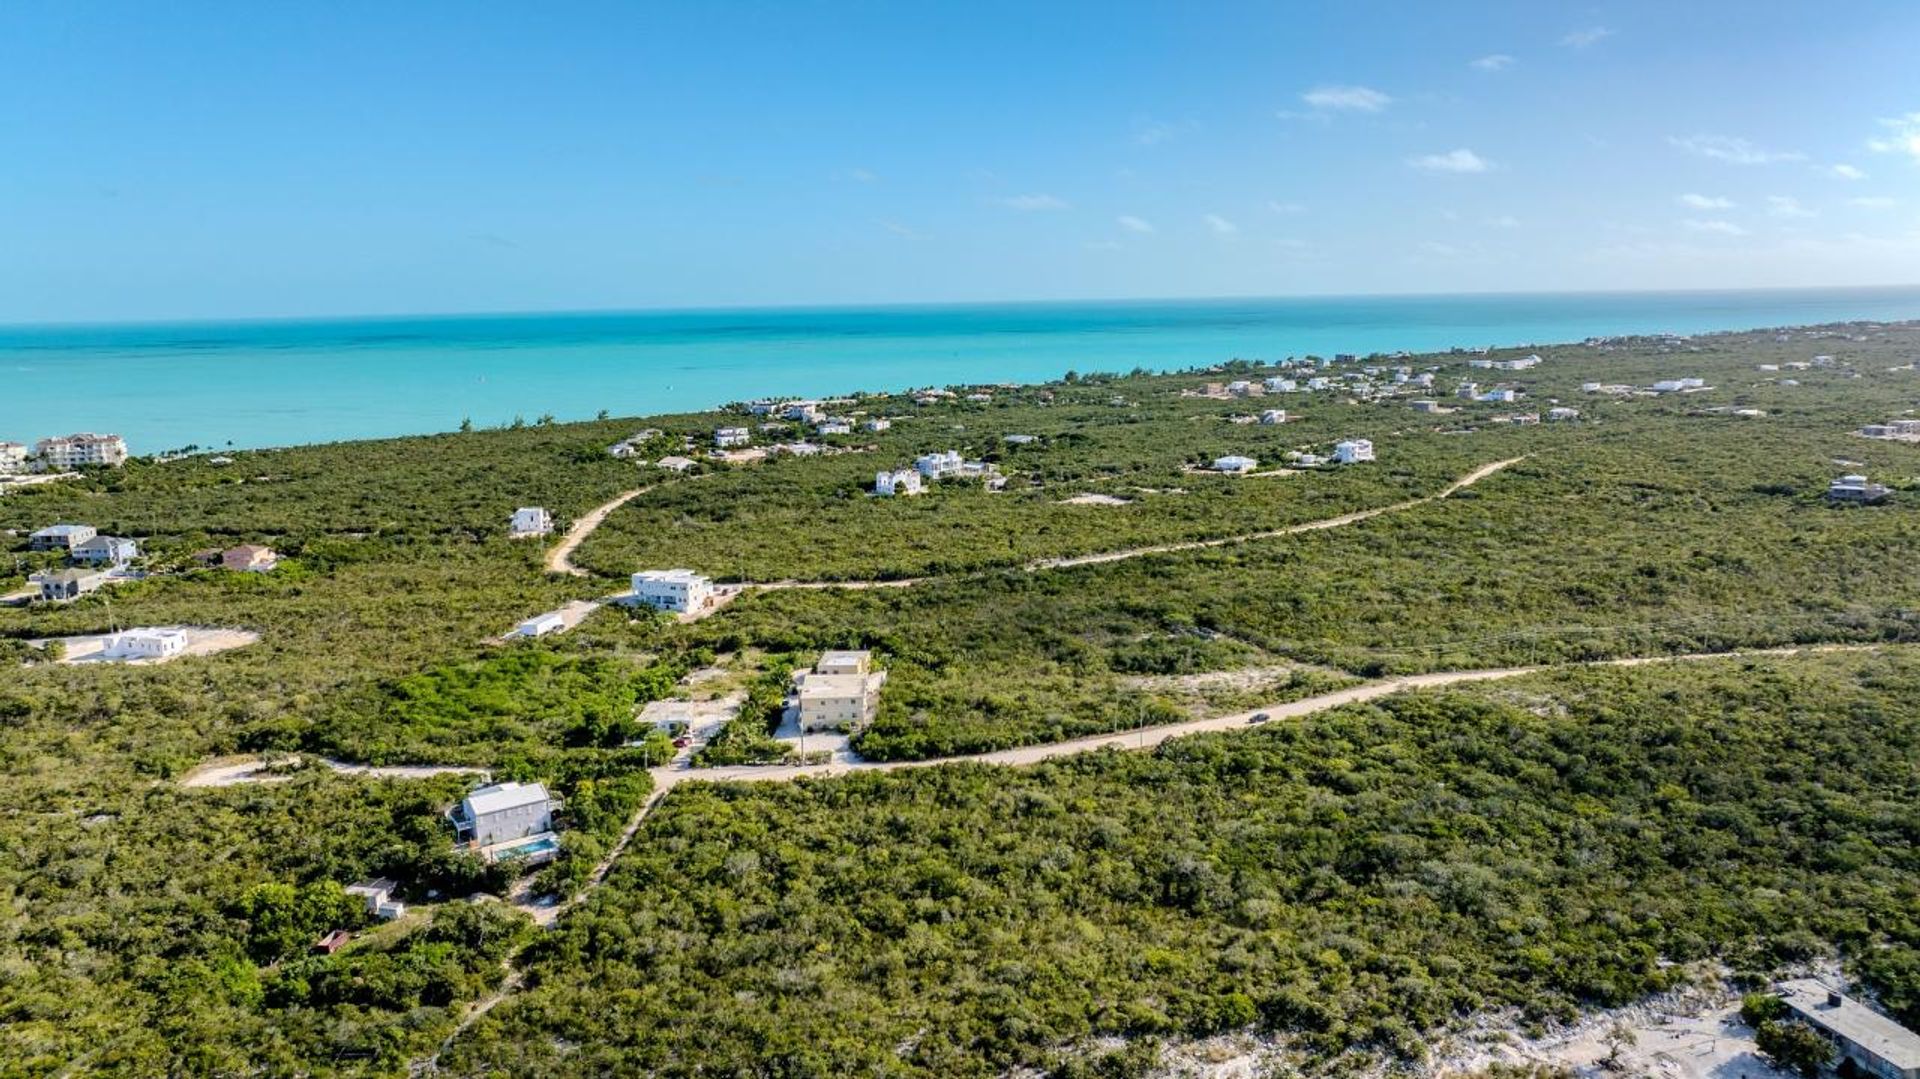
[1470,54,1515,71]
[1267,201,1305,215]
[845,167,878,183]
[1301,85,1391,112]
[1084,240,1123,251]
[1204,214,1239,236]
[1117,215,1154,234]
[1560,26,1614,48]
[1418,241,1462,257]
[1850,196,1898,209]
[1866,113,1920,160]
[1668,134,1805,165]
[879,220,923,239]
[1683,219,1749,236]
[1678,193,1735,210]
[1484,215,1522,228]
[1766,195,1815,219]
[1132,117,1178,146]
[1823,163,1867,180]
[999,193,1070,211]
[1409,148,1491,174]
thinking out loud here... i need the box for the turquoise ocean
[4,287,1918,453]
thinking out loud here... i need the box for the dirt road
[1026,456,1525,572]
[544,486,651,576]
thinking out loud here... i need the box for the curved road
[411,640,1893,1074]
[545,486,652,576]
[548,456,1528,592]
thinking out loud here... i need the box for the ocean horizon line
[7,281,1920,334]
[6,286,1920,454]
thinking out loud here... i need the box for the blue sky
[3,1,1917,323]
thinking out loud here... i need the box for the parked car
[1247,712,1271,724]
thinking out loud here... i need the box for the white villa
[36,433,128,469]
[915,450,965,479]
[0,442,27,474]
[656,455,696,472]
[1263,377,1297,393]
[1547,407,1581,422]
[509,507,553,538]
[1652,377,1706,393]
[1213,455,1258,474]
[875,469,924,496]
[714,427,751,448]
[1259,409,1287,425]
[816,421,852,436]
[631,569,715,613]
[791,650,888,732]
[1333,439,1375,464]
[102,628,188,661]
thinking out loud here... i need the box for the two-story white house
[509,507,553,537]
[714,427,751,448]
[875,469,924,496]
[631,569,715,613]
[1333,439,1375,464]
[914,450,965,479]
[451,781,554,848]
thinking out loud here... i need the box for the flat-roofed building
[791,650,887,732]
[1830,474,1892,504]
[102,628,188,661]
[1212,455,1257,474]
[1779,979,1920,1079]
[1333,439,1375,464]
[875,469,923,496]
[0,442,27,474]
[509,507,553,537]
[631,568,715,613]
[35,433,128,469]
[714,426,751,448]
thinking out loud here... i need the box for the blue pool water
[4,286,1917,452]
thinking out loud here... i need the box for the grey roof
[32,523,94,537]
[462,781,550,818]
[1780,979,1920,1071]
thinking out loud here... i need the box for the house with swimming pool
[450,780,562,866]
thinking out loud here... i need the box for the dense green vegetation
[447,650,1920,1076]
[0,320,1916,1074]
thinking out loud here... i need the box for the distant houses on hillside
[0,433,131,473]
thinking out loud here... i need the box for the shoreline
[5,300,1918,455]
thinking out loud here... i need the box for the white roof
[634,568,707,584]
[798,673,874,699]
[463,781,550,817]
